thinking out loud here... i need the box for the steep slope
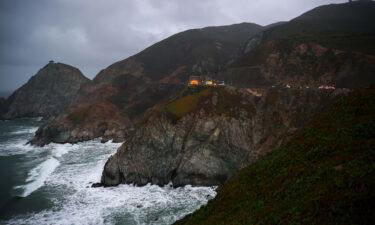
[1,61,90,120]
[261,1,375,54]
[30,74,182,146]
[174,86,375,225]
[93,23,264,85]
[30,23,264,145]
[100,86,347,187]
[221,1,375,88]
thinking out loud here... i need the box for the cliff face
[2,62,90,120]
[173,86,375,225]
[30,74,183,146]
[101,87,347,187]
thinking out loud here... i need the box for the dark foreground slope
[174,87,375,225]
[1,61,90,120]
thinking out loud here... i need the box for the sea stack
[1,61,90,120]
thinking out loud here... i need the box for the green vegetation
[175,87,375,225]
[163,87,256,122]
[164,88,212,122]
[66,107,90,125]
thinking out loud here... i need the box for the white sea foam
[0,124,40,156]
[16,157,60,197]
[5,140,217,225]
[14,143,79,197]
[9,127,38,135]
[0,139,38,157]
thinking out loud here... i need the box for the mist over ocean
[0,118,216,225]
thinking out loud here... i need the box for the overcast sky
[0,0,346,92]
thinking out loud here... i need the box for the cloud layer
[0,0,345,92]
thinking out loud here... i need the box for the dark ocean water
[0,118,216,225]
[0,91,12,98]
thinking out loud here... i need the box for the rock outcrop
[2,61,90,120]
[101,87,348,187]
[30,74,183,146]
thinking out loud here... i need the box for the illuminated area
[205,81,213,86]
[190,80,200,85]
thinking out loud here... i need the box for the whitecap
[14,142,78,197]
[15,157,60,197]
[9,127,38,135]
[5,140,217,225]
[0,139,38,157]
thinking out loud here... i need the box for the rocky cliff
[101,87,348,187]
[1,61,90,120]
[174,86,375,225]
[30,74,183,146]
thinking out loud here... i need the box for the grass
[174,87,375,225]
[164,88,212,122]
[66,106,90,125]
[163,87,256,123]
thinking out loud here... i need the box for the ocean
[0,118,216,225]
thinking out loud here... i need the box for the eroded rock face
[30,74,183,146]
[101,87,347,187]
[2,62,90,120]
[29,100,129,146]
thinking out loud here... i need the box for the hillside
[221,1,375,88]
[261,1,375,54]
[93,22,263,85]
[30,2,375,146]
[174,86,375,225]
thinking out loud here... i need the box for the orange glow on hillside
[190,80,199,85]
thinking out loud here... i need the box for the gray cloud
[0,0,345,92]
